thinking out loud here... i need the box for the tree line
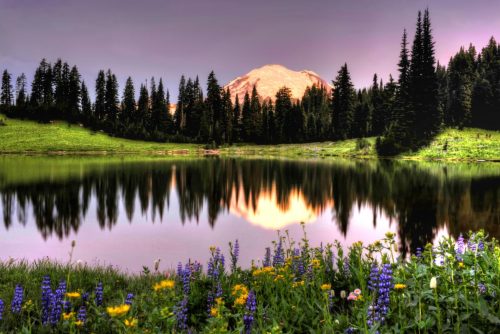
[1,9,498,152]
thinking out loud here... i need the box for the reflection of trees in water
[0,159,498,254]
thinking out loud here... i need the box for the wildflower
[210,307,218,317]
[231,239,240,272]
[456,234,465,257]
[385,232,395,239]
[321,284,331,291]
[125,293,134,305]
[41,276,52,325]
[347,293,358,301]
[106,304,131,317]
[243,291,257,334]
[345,327,356,334]
[430,277,437,289]
[11,284,23,314]
[0,299,5,320]
[95,282,103,306]
[181,263,192,295]
[415,247,423,258]
[62,312,75,320]
[174,297,188,330]
[50,280,66,325]
[153,279,175,291]
[312,259,321,269]
[66,292,81,299]
[353,288,361,295]
[478,283,487,294]
[340,290,346,299]
[458,262,464,268]
[77,306,86,324]
[273,239,285,267]
[74,320,84,327]
[394,284,406,290]
[367,264,392,328]
[274,274,284,282]
[263,247,271,267]
[292,281,304,288]
[82,292,89,302]
[124,318,138,328]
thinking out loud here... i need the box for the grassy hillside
[0,116,498,161]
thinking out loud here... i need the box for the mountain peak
[225,64,332,102]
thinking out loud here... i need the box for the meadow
[0,227,498,333]
[0,116,499,161]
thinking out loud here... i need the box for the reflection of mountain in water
[0,158,498,256]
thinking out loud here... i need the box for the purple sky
[1,0,499,99]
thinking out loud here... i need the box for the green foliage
[0,230,497,333]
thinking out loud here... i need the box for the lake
[0,156,498,273]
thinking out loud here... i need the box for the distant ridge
[224,64,332,102]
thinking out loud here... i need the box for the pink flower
[353,288,361,295]
[347,293,358,301]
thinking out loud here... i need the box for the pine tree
[95,70,106,122]
[137,83,150,138]
[122,77,136,126]
[232,95,241,143]
[222,88,233,144]
[68,65,81,121]
[274,87,292,143]
[104,70,119,127]
[241,91,251,141]
[15,73,27,112]
[80,81,92,123]
[447,46,475,128]
[249,85,262,142]
[174,75,186,133]
[370,74,385,135]
[331,63,355,140]
[1,70,13,110]
[206,71,223,144]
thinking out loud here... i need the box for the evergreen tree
[122,77,136,126]
[80,81,92,123]
[205,71,223,143]
[137,83,150,138]
[222,88,233,144]
[95,70,106,122]
[352,90,370,138]
[232,95,241,143]
[331,63,355,140]
[15,73,27,112]
[249,85,262,142]
[241,91,251,141]
[174,75,186,133]
[104,70,119,127]
[68,65,81,121]
[370,74,385,135]
[1,70,13,110]
[274,87,293,143]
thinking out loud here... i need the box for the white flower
[340,290,346,299]
[430,277,437,289]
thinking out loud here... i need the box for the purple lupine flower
[367,264,392,328]
[174,297,188,330]
[478,283,487,294]
[343,257,350,275]
[243,290,257,334]
[177,262,183,277]
[182,263,192,295]
[206,291,214,317]
[456,234,465,254]
[41,276,52,325]
[82,292,89,302]
[478,241,484,252]
[328,290,334,312]
[468,240,477,252]
[215,282,223,298]
[220,253,225,269]
[0,299,4,320]
[415,247,423,258]
[273,239,285,267]
[345,327,356,334]
[11,285,23,314]
[263,247,271,267]
[49,280,66,325]
[125,293,134,305]
[231,239,240,272]
[95,282,103,306]
[76,305,86,325]
[62,300,71,312]
[292,248,305,277]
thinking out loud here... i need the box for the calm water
[0,156,498,272]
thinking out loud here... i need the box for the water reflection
[0,157,498,262]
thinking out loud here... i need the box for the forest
[0,10,499,154]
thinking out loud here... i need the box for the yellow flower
[234,294,247,306]
[215,297,223,305]
[63,312,75,320]
[153,279,175,291]
[274,274,284,282]
[292,281,304,288]
[394,284,407,290]
[385,232,395,239]
[311,259,321,268]
[232,284,248,296]
[124,318,138,328]
[458,262,464,268]
[74,320,84,327]
[321,284,331,291]
[210,307,219,317]
[107,304,131,317]
[66,292,81,298]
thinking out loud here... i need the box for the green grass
[0,116,499,161]
[0,230,498,333]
